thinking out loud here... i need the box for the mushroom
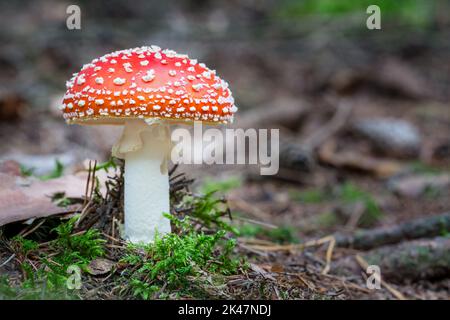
[60,46,237,243]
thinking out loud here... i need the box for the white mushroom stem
[113,119,171,243]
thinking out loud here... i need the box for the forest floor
[0,0,450,300]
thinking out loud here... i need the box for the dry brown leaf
[0,171,107,227]
[86,258,115,276]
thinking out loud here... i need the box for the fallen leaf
[0,171,107,227]
[86,258,115,276]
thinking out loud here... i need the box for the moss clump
[1,216,105,299]
[120,215,243,299]
[239,224,299,244]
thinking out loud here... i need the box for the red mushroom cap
[61,46,237,124]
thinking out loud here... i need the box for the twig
[75,200,94,227]
[355,255,407,300]
[19,219,46,238]
[335,212,450,250]
[321,236,335,275]
[101,232,124,245]
[233,216,278,229]
[228,198,272,221]
[89,160,98,199]
[83,160,93,208]
[0,254,15,268]
[237,244,269,258]
[244,235,336,275]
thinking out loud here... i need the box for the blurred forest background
[0,0,449,299]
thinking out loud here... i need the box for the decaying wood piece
[335,212,450,250]
[355,255,406,300]
[363,237,450,282]
[336,237,450,282]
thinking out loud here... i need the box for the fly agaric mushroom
[60,46,237,243]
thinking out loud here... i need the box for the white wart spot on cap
[142,69,155,82]
[77,75,86,85]
[113,77,126,85]
[123,62,133,73]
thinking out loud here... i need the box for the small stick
[75,200,93,227]
[244,235,336,275]
[89,160,98,200]
[19,219,46,238]
[0,254,15,268]
[101,232,123,244]
[168,164,179,176]
[233,216,278,229]
[355,254,407,300]
[83,160,93,208]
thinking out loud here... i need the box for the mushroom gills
[114,119,171,243]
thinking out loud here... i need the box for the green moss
[315,211,339,228]
[10,236,39,255]
[275,0,434,27]
[339,182,383,227]
[200,176,242,195]
[180,192,239,234]
[121,215,243,300]
[3,175,247,300]
[239,224,299,244]
[289,188,330,204]
[2,216,105,299]
[409,161,445,175]
[51,216,105,263]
